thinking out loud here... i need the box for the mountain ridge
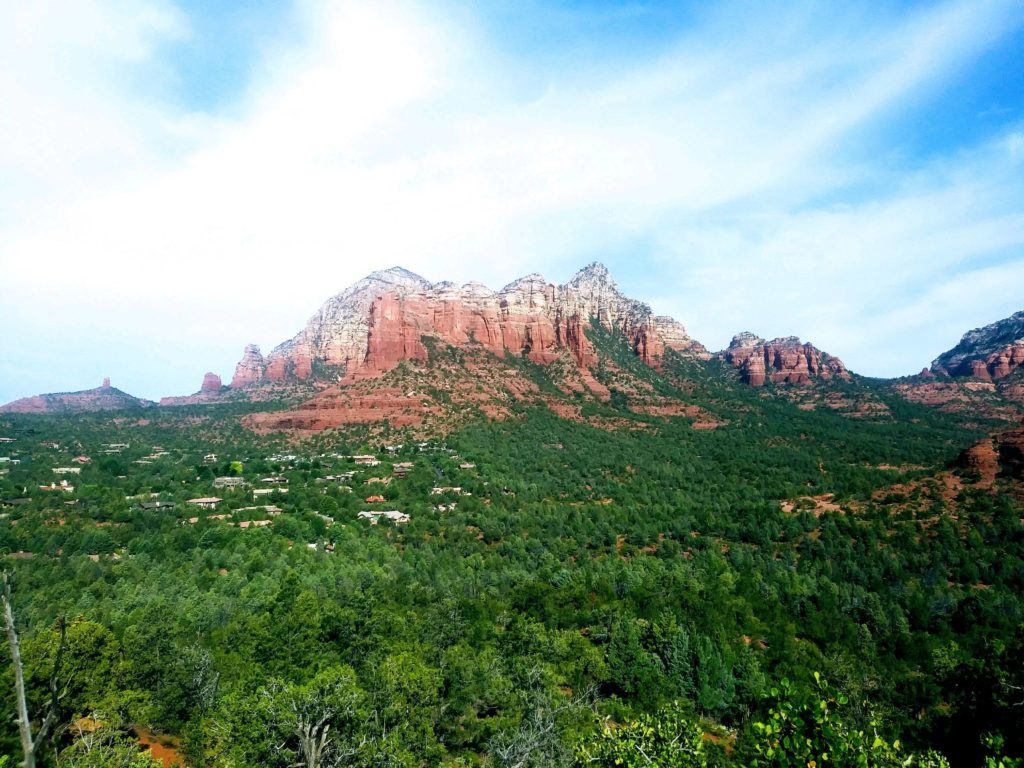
[0,379,153,414]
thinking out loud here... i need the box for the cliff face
[957,422,1024,485]
[932,310,1024,380]
[720,334,850,386]
[0,380,153,414]
[235,263,709,384]
[230,344,267,388]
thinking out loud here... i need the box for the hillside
[0,278,1022,768]
[0,379,154,414]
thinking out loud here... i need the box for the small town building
[357,510,410,524]
[239,520,272,529]
[188,497,222,509]
[253,488,288,498]
[40,481,74,492]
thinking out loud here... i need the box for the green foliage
[57,720,161,768]
[0,345,1020,767]
[751,673,904,767]
[574,701,709,767]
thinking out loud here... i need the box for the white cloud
[1,0,1023,400]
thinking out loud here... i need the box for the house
[208,514,231,520]
[365,495,386,503]
[319,471,355,483]
[213,477,248,489]
[366,476,391,485]
[357,510,410,524]
[138,501,176,511]
[40,441,60,449]
[203,453,218,463]
[187,497,222,509]
[239,519,272,529]
[72,455,90,463]
[0,437,15,443]
[392,462,414,477]
[352,455,380,466]
[253,488,287,498]
[1,498,30,508]
[53,467,82,475]
[0,457,20,465]
[260,476,288,484]
[237,505,282,516]
[459,463,476,470]
[40,481,74,492]
[430,487,464,495]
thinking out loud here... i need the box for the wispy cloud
[1,0,1022,400]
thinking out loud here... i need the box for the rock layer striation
[932,310,1024,380]
[720,334,850,386]
[235,263,709,384]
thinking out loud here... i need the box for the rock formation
[201,373,223,392]
[720,334,850,386]
[0,380,154,414]
[234,263,709,384]
[957,422,1024,484]
[231,344,267,388]
[932,310,1024,380]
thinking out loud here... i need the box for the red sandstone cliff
[720,333,850,386]
[231,344,266,388]
[957,422,1024,484]
[932,310,1024,380]
[234,263,709,385]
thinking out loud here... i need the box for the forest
[0,334,1021,768]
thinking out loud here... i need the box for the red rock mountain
[0,379,153,414]
[719,333,850,386]
[932,310,1024,380]
[235,263,710,385]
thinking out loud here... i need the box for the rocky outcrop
[654,316,712,362]
[230,344,266,388]
[957,438,1001,486]
[237,263,708,384]
[932,310,1024,380]
[996,426,1024,479]
[957,422,1024,484]
[201,373,223,393]
[721,334,850,386]
[0,380,154,414]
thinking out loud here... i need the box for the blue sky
[1,0,1023,402]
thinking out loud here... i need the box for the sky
[1,0,1023,402]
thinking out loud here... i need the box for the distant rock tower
[102,377,111,389]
